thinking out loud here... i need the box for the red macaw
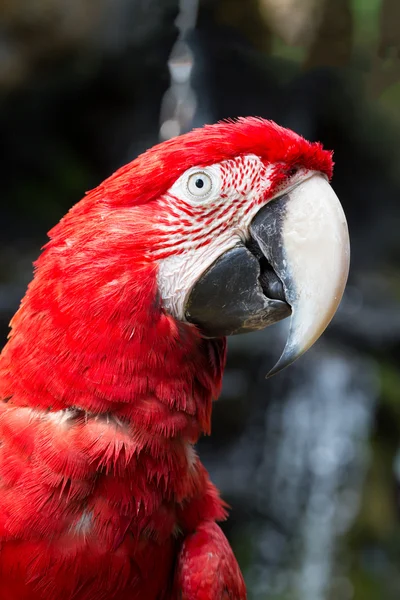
[0,117,350,599]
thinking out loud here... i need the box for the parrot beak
[185,174,350,376]
[249,174,350,376]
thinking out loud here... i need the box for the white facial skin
[156,154,307,320]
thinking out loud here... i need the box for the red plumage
[0,118,332,599]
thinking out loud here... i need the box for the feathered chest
[0,403,204,540]
[0,402,210,600]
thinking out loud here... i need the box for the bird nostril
[287,166,298,178]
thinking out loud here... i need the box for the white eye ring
[186,171,213,198]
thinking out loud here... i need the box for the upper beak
[185,174,350,376]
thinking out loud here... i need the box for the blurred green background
[1,1,400,598]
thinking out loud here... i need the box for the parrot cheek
[184,174,350,376]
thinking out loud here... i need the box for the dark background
[1,1,400,598]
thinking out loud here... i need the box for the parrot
[0,117,350,600]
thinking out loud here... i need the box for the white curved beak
[251,174,350,377]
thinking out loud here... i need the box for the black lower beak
[184,204,291,337]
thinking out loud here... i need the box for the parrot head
[41,117,349,379]
[2,117,349,416]
[151,118,350,375]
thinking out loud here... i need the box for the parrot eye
[186,171,213,198]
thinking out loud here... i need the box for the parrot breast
[0,387,227,599]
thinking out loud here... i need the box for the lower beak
[185,174,350,376]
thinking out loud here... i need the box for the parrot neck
[0,259,228,569]
[0,253,226,438]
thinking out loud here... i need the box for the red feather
[0,118,333,598]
